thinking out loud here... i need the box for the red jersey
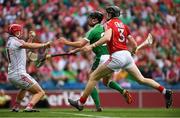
[104,18,130,54]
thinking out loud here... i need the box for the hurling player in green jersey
[59,11,132,111]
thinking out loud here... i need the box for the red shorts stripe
[104,56,112,65]
[21,75,33,84]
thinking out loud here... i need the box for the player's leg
[25,83,45,111]
[90,87,102,111]
[81,64,113,102]
[102,56,132,104]
[126,63,172,108]
[126,65,161,88]
[11,89,26,112]
[102,75,132,104]
[15,73,45,112]
[91,55,128,105]
[68,64,113,111]
[89,58,104,112]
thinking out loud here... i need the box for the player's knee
[89,73,99,81]
[38,90,45,98]
[41,90,45,96]
[137,77,145,85]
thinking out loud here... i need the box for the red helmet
[8,24,23,35]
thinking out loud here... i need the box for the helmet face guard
[8,24,23,36]
[88,11,103,23]
[106,6,120,18]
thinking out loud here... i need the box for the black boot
[164,90,173,108]
[68,99,84,111]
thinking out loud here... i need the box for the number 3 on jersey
[101,32,107,46]
[114,22,125,42]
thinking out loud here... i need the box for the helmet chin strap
[14,31,22,38]
[106,14,113,21]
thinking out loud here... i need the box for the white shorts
[91,54,110,70]
[8,73,38,90]
[99,55,110,65]
[105,50,134,72]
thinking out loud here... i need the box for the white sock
[162,89,166,94]
[107,80,113,88]
[78,100,84,106]
[122,90,126,95]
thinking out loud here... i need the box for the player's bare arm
[68,48,82,54]
[20,41,51,49]
[59,37,88,48]
[81,28,112,52]
[127,35,138,54]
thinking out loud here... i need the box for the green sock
[90,87,101,108]
[108,81,124,94]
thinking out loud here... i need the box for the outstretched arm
[127,35,137,49]
[127,35,137,54]
[20,41,51,49]
[92,29,112,48]
[81,29,112,52]
[59,37,88,48]
[68,48,82,54]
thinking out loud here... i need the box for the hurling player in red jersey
[68,6,172,111]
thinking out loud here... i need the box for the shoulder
[9,36,23,42]
[14,37,25,44]
[124,24,131,34]
[8,37,25,48]
[124,24,129,29]
[98,24,104,29]
[7,37,16,45]
[105,20,112,26]
[105,18,119,27]
[93,24,104,32]
[8,36,16,41]
[87,26,97,35]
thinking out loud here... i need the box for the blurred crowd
[0,0,180,90]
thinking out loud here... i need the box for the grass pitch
[0,108,180,118]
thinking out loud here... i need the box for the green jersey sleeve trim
[83,37,90,42]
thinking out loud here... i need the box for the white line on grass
[50,112,180,118]
[51,111,120,118]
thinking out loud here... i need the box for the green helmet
[106,6,120,17]
[88,11,103,23]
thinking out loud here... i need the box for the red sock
[13,101,20,108]
[158,86,164,93]
[26,103,34,109]
[79,97,87,104]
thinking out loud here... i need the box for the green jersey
[85,24,109,70]
[85,24,109,58]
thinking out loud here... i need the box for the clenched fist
[29,31,36,39]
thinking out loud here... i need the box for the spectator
[63,62,77,84]
[50,61,68,86]
[166,64,179,85]
[0,89,11,108]
[0,66,8,84]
